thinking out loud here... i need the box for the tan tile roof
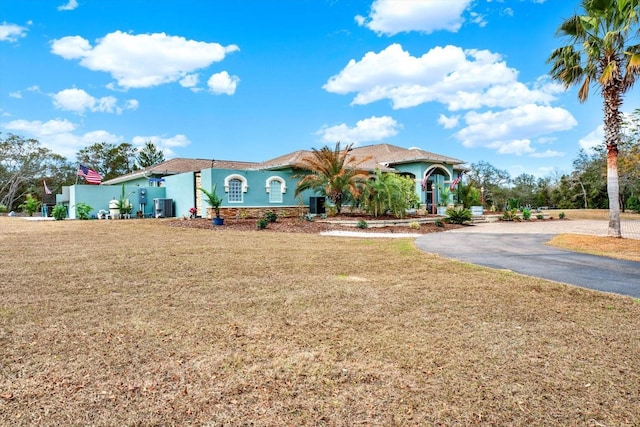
[258,143,464,172]
[102,158,259,185]
[258,150,313,170]
[349,144,464,166]
[104,144,465,184]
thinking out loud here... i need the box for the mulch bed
[165,214,466,234]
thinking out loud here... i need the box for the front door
[426,181,434,214]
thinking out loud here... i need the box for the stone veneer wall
[206,206,308,220]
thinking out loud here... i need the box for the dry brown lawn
[545,208,640,221]
[549,234,640,262]
[544,209,640,261]
[1,217,639,426]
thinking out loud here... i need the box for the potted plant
[115,184,135,219]
[436,184,452,216]
[199,184,224,225]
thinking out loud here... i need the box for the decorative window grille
[228,178,243,203]
[269,179,283,203]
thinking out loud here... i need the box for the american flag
[449,173,463,191]
[421,169,435,191]
[77,165,102,184]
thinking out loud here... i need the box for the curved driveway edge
[415,220,640,298]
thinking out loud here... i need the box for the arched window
[224,174,248,203]
[266,176,286,203]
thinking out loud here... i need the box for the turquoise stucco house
[57,143,465,219]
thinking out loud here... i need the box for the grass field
[1,217,639,426]
[544,209,640,261]
[545,208,640,221]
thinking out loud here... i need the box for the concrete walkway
[444,219,640,239]
[415,219,640,298]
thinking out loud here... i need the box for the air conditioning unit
[154,198,173,218]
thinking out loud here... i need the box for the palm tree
[548,0,640,237]
[294,142,370,214]
[362,169,408,218]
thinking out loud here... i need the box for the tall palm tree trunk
[603,85,623,238]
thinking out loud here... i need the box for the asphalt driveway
[415,220,640,298]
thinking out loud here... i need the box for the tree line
[0,136,164,211]
[465,109,639,213]
[1,111,638,214]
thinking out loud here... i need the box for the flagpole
[75,163,80,185]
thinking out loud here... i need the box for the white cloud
[438,114,460,129]
[2,118,123,158]
[0,22,28,42]
[125,99,139,110]
[5,118,77,135]
[454,104,577,155]
[57,0,79,11]
[496,139,535,155]
[51,88,138,114]
[357,0,473,35]
[9,92,22,99]
[131,134,191,158]
[180,73,199,88]
[316,115,400,144]
[529,150,564,158]
[324,44,557,110]
[51,35,92,59]
[51,31,240,89]
[469,12,487,28]
[578,125,604,152]
[207,71,240,95]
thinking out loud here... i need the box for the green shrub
[264,211,278,223]
[434,218,445,227]
[409,221,420,230]
[445,207,472,224]
[74,202,92,220]
[501,209,519,221]
[559,211,566,219]
[522,208,532,220]
[52,204,67,220]
[0,204,7,213]
[356,220,368,229]
[21,194,40,216]
[256,218,269,229]
[536,213,544,220]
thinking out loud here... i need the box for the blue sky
[1,0,638,178]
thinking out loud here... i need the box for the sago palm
[548,0,640,237]
[294,142,370,214]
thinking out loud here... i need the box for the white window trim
[265,176,287,194]
[266,176,286,203]
[224,174,248,193]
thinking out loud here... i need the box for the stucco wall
[165,172,196,218]
[63,184,166,219]
[198,168,315,210]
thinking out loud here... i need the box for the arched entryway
[421,166,451,214]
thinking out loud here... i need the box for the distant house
[59,143,465,219]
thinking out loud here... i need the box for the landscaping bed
[165,214,466,234]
